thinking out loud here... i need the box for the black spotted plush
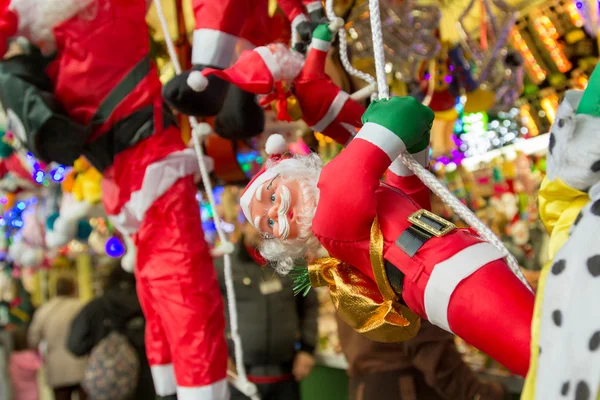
[534,182,600,399]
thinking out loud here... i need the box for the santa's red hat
[187,47,281,95]
[240,134,288,226]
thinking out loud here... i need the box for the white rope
[152,1,259,398]
[324,0,376,87]
[365,0,532,291]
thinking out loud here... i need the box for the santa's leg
[136,277,177,398]
[405,249,534,377]
[134,177,229,399]
[162,0,256,117]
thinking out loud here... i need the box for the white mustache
[277,186,291,240]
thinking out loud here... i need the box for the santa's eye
[268,219,275,227]
[270,194,276,203]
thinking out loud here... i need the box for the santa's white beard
[11,0,95,54]
[257,153,323,275]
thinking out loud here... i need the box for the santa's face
[249,176,303,241]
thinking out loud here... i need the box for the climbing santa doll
[0,1,227,399]
[162,0,329,139]
[182,21,367,146]
[242,96,535,377]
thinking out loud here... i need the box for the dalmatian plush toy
[524,64,600,400]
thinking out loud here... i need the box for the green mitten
[312,24,333,43]
[407,131,430,154]
[362,96,434,149]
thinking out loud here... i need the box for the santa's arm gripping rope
[0,1,228,399]
[242,97,534,377]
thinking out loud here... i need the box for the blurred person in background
[28,277,88,400]
[9,327,40,400]
[337,318,509,400]
[67,262,154,400]
[213,221,319,400]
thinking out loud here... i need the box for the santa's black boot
[155,395,177,400]
[214,84,265,140]
[162,65,229,117]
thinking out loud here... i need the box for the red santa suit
[199,40,366,145]
[2,1,228,398]
[240,125,533,377]
[313,123,534,377]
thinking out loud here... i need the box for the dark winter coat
[214,242,318,371]
[66,283,154,400]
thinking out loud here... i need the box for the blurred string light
[26,152,67,185]
[567,1,585,27]
[510,28,547,83]
[236,150,262,177]
[540,94,559,124]
[532,15,572,73]
[519,104,540,137]
[105,236,125,258]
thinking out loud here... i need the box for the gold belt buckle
[408,209,456,237]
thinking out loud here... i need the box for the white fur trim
[254,47,282,82]
[291,13,308,33]
[424,243,505,333]
[310,38,331,52]
[192,29,238,68]
[187,71,208,92]
[11,0,94,54]
[109,149,212,235]
[306,1,323,12]
[311,91,349,133]
[355,122,407,161]
[265,134,287,155]
[121,235,136,273]
[240,169,278,224]
[389,147,430,177]
[177,379,229,400]
[151,364,177,396]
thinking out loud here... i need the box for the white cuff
[389,147,430,176]
[151,364,177,396]
[192,29,238,68]
[291,13,309,45]
[355,122,407,161]
[311,91,349,132]
[177,379,229,400]
[306,1,323,13]
[424,243,505,333]
[310,38,331,52]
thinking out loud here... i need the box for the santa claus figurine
[162,0,328,139]
[242,96,535,377]
[188,21,366,146]
[0,1,227,399]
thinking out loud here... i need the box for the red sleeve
[313,135,396,242]
[277,0,306,22]
[385,172,432,211]
[298,45,327,80]
[0,1,18,57]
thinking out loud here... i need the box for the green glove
[312,24,333,43]
[407,131,430,154]
[362,96,434,150]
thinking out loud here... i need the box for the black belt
[395,210,456,257]
[83,104,178,172]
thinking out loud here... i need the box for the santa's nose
[267,205,279,221]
